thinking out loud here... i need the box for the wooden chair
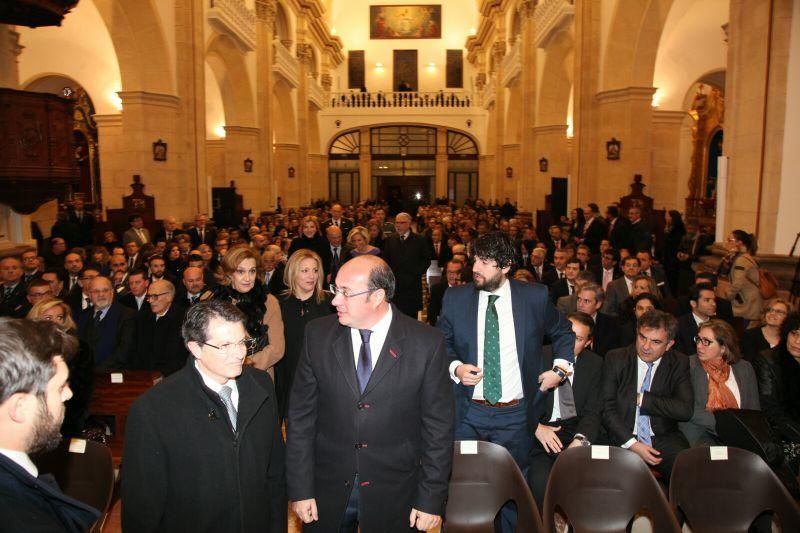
[443,440,542,532]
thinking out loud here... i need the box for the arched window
[329,130,360,204]
[447,130,478,204]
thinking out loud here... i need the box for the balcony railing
[208,0,256,51]
[502,40,522,87]
[272,39,299,87]
[327,91,476,109]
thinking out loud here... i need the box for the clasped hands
[291,499,440,531]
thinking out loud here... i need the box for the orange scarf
[700,358,739,412]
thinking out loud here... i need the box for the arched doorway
[371,126,436,214]
[329,130,360,205]
[447,130,479,204]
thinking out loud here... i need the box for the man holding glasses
[122,300,286,532]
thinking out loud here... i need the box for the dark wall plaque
[348,50,365,89]
[446,49,463,88]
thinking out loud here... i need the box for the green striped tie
[483,294,502,404]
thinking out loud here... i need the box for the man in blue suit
[438,232,575,528]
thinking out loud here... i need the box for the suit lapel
[509,281,527,369]
[650,352,673,394]
[333,326,360,399]
[363,312,405,396]
[467,288,480,364]
[235,370,267,434]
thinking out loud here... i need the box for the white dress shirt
[0,448,38,477]
[195,360,239,410]
[349,307,393,370]
[622,356,662,448]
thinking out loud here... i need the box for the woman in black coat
[275,249,334,421]
[662,210,686,292]
[288,215,331,264]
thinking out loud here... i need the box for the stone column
[256,0,277,210]
[651,110,688,210]
[0,25,22,88]
[518,0,538,211]
[359,126,371,200]
[224,126,261,210]
[491,39,507,204]
[296,40,313,205]
[435,126,448,199]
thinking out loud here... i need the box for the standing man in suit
[77,276,136,369]
[627,207,653,254]
[582,204,607,254]
[438,232,574,531]
[543,225,568,264]
[154,215,185,244]
[0,256,26,318]
[188,213,217,248]
[602,310,693,482]
[674,283,717,356]
[382,212,431,319]
[287,255,453,532]
[322,203,354,236]
[133,279,188,376]
[122,301,286,531]
[0,319,101,531]
[604,255,641,316]
[325,225,349,284]
[68,199,95,248]
[122,215,151,247]
[428,228,453,266]
[261,249,287,296]
[527,312,604,511]
[427,260,463,326]
[576,283,620,357]
[606,205,632,252]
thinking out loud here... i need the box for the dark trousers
[527,417,579,512]
[339,474,360,533]
[455,399,531,532]
[651,431,689,483]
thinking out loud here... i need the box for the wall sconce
[505,166,513,179]
[466,119,472,128]
[606,137,621,160]
[335,119,342,128]
[244,158,253,173]
[288,166,295,178]
[539,157,548,173]
[375,62,384,69]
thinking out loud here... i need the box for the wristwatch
[552,366,569,382]
[573,434,591,447]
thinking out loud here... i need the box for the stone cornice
[117,91,180,108]
[92,114,123,127]
[595,86,657,104]
[652,110,689,124]
[224,125,261,136]
[532,124,568,135]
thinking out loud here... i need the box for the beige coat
[726,253,763,321]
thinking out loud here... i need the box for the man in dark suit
[627,207,653,254]
[527,312,604,511]
[550,258,581,304]
[674,283,717,356]
[153,215,186,244]
[63,251,84,297]
[261,249,287,296]
[325,225,350,284]
[77,276,136,369]
[674,272,735,325]
[122,214,151,247]
[438,232,574,531]
[188,213,218,248]
[636,250,670,297]
[0,256,27,318]
[132,279,188,375]
[604,255,641,316]
[581,204,607,254]
[287,255,453,532]
[118,269,151,313]
[602,310,693,482]
[576,283,621,357]
[122,301,286,531]
[67,198,95,248]
[427,228,453,266]
[541,248,568,287]
[543,225,568,263]
[427,260,463,326]
[381,212,431,319]
[321,203,354,236]
[42,236,68,269]
[0,319,101,532]
[606,205,632,252]
[20,248,43,287]
[526,247,552,283]
[592,247,623,292]
[66,267,99,319]
[175,266,208,310]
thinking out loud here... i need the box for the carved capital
[475,72,487,91]
[255,0,277,23]
[296,43,313,65]
[519,0,536,19]
[491,40,506,61]
[320,73,332,91]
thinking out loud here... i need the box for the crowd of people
[0,196,798,532]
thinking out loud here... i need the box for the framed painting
[370,5,441,39]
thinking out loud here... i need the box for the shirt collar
[194,360,238,394]
[0,448,37,478]
[362,305,393,336]
[480,277,511,299]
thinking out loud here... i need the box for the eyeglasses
[146,292,170,301]
[766,307,788,316]
[329,284,376,299]
[694,335,717,347]
[201,338,256,355]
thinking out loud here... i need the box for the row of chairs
[446,440,800,533]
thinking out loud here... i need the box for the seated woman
[741,298,794,362]
[618,292,663,347]
[617,274,662,324]
[680,320,760,446]
[347,226,381,258]
[754,312,800,473]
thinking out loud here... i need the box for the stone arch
[274,1,293,46]
[272,79,297,144]
[602,0,674,91]
[92,0,174,94]
[206,33,256,127]
[538,29,574,124]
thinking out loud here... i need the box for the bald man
[155,215,186,244]
[381,213,431,318]
[134,280,188,376]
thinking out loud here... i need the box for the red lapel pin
[389,349,398,358]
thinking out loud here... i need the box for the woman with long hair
[568,207,586,244]
[89,245,111,276]
[206,246,284,377]
[741,298,794,362]
[164,242,187,278]
[27,298,94,437]
[724,229,764,325]
[274,249,334,421]
[680,320,760,446]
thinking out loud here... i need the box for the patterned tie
[94,310,103,324]
[636,362,655,445]
[357,329,373,393]
[557,379,577,419]
[483,295,502,404]
[218,385,237,431]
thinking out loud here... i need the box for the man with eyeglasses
[288,255,453,532]
[132,279,188,376]
[122,300,286,532]
[675,283,718,356]
[76,276,135,369]
[602,309,692,484]
[19,278,53,316]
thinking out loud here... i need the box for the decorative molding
[92,114,123,128]
[532,124,568,135]
[223,125,260,136]
[491,40,506,62]
[480,75,496,109]
[475,72,487,91]
[208,0,257,52]
[255,0,277,23]
[595,86,657,104]
[296,43,313,66]
[501,40,521,87]
[117,91,180,109]
[320,73,332,91]
[308,74,325,110]
[534,0,575,49]
[519,0,536,19]
[272,39,299,87]
[652,110,689,125]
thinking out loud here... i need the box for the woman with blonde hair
[275,249,334,420]
[741,298,795,362]
[206,245,284,376]
[27,298,94,437]
[288,215,331,266]
[347,226,381,258]
[680,319,760,446]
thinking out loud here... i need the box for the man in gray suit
[604,255,641,316]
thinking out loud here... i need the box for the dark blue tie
[357,329,373,393]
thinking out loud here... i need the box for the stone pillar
[256,0,277,210]
[491,39,507,204]
[296,41,312,205]
[592,87,655,207]
[224,126,261,210]
[174,0,208,218]
[93,113,124,211]
[651,110,688,210]
[436,126,448,198]
[359,126,371,200]
[0,25,22,88]
[725,0,795,252]
[518,0,538,211]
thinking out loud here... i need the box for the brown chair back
[543,446,680,533]
[444,440,542,532]
[670,446,800,532]
[33,439,115,532]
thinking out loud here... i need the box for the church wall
[153,0,178,92]
[650,110,687,212]
[206,140,227,187]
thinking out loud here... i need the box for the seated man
[674,283,717,356]
[0,319,101,531]
[602,310,692,482]
[0,256,27,318]
[77,276,136,369]
[528,312,604,510]
[575,282,620,357]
